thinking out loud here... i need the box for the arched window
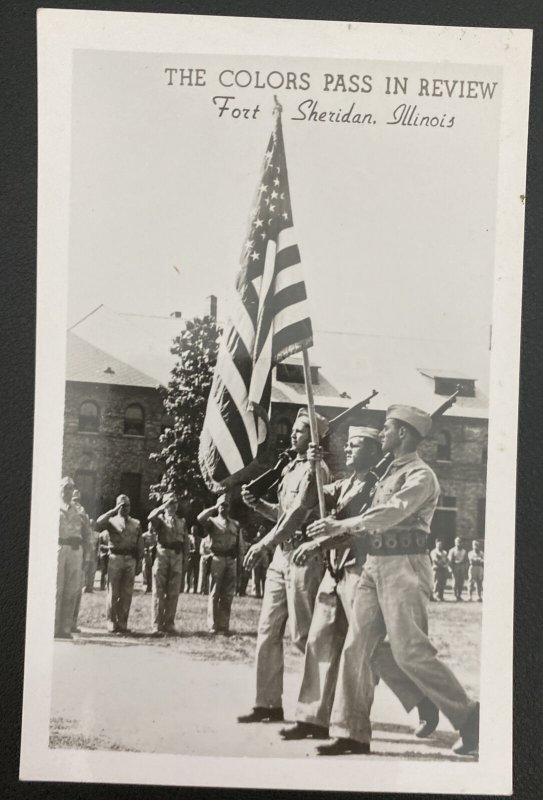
[78,401,99,433]
[435,430,451,461]
[276,418,292,450]
[124,403,145,436]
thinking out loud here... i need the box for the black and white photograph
[20,9,532,795]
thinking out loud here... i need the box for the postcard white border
[21,9,532,794]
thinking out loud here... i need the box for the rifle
[244,389,379,500]
[335,388,460,522]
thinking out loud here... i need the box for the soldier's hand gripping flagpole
[301,346,327,519]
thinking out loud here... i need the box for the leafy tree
[150,315,221,514]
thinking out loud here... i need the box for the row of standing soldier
[57,483,270,640]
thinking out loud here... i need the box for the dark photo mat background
[1,1,541,799]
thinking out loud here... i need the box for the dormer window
[276,362,319,384]
[418,369,476,398]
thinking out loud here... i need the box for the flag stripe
[199,111,314,490]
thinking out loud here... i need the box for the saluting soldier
[96,494,143,635]
[306,405,479,757]
[197,494,243,634]
[237,407,329,724]
[148,492,189,635]
[281,426,438,742]
[55,477,90,639]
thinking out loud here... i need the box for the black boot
[237,707,284,723]
[280,722,329,740]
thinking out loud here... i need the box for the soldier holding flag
[237,407,329,723]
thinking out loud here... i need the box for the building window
[433,377,475,398]
[276,418,292,450]
[276,362,319,385]
[431,495,457,549]
[78,401,99,433]
[120,472,142,514]
[435,430,451,461]
[124,404,145,436]
[75,469,96,517]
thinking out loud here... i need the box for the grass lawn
[77,578,482,697]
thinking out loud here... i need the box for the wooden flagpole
[301,347,327,518]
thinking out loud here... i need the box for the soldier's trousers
[433,566,448,599]
[55,544,83,636]
[253,565,267,598]
[107,554,136,631]
[84,556,97,592]
[72,561,85,630]
[152,547,183,631]
[468,565,484,598]
[255,546,325,709]
[185,554,200,593]
[296,567,423,728]
[207,555,237,632]
[198,556,212,594]
[143,553,153,591]
[451,565,466,599]
[329,554,477,745]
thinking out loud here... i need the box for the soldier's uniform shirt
[197,535,213,594]
[56,502,88,636]
[431,547,449,569]
[151,513,188,632]
[204,516,242,632]
[296,473,424,728]
[327,451,477,745]
[98,514,143,632]
[254,454,329,709]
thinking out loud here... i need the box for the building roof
[66,305,489,419]
[312,331,489,419]
[66,331,159,388]
[69,304,183,385]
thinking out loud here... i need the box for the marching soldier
[96,494,143,634]
[197,495,243,634]
[55,477,90,639]
[448,537,469,601]
[282,427,438,742]
[237,407,329,724]
[468,540,484,601]
[305,405,479,756]
[148,492,189,635]
[430,539,450,601]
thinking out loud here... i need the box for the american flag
[199,105,313,490]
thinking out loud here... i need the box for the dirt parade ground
[50,582,482,761]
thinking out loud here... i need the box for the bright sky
[67,50,502,367]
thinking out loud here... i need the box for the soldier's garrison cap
[295,407,330,438]
[348,426,381,443]
[386,405,432,438]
